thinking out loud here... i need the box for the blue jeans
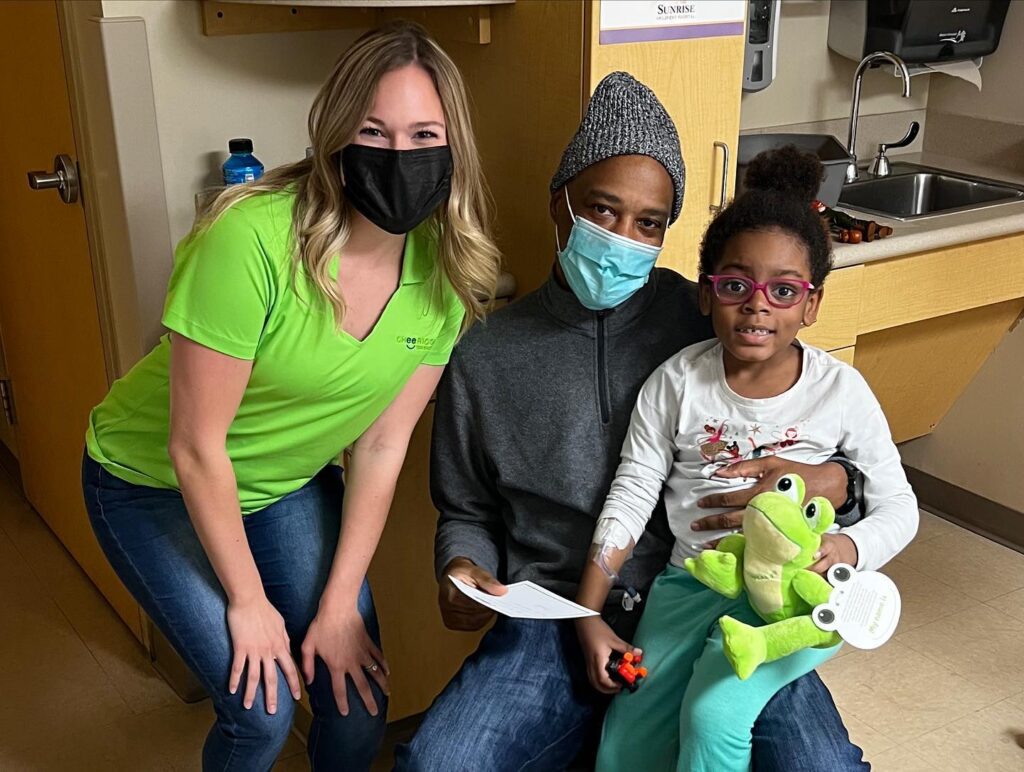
[82,453,386,772]
[395,618,867,772]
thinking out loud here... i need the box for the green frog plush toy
[684,473,842,680]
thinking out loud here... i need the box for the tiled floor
[818,511,1024,771]
[1,465,1022,770]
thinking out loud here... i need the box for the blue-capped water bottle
[222,138,264,185]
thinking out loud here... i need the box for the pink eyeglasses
[701,274,815,309]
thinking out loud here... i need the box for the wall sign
[600,0,746,45]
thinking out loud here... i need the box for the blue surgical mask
[556,188,662,311]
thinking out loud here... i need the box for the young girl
[576,147,918,771]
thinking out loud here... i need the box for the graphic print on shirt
[697,418,804,475]
[698,420,742,463]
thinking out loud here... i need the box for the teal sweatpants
[597,565,841,772]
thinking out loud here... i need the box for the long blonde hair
[195,21,500,332]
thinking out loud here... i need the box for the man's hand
[694,457,847,518]
[689,457,847,547]
[438,558,507,631]
[808,534,859,575]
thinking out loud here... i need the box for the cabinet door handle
[710,141,729,214]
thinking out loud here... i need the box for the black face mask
[340,144,453,235]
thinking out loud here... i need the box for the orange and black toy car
[607,651,648,693]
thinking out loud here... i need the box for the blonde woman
[82,22,498,771]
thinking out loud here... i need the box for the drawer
[858,233,1024,334]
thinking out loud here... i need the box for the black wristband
[829,455,865,523]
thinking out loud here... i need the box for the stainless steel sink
[838,162,1024,221]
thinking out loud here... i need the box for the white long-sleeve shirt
[599,340,918,572]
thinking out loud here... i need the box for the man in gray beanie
[550,70,686,223]
[396,72,866,771]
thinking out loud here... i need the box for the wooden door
[585,1,746,279]
[0,1,141,638]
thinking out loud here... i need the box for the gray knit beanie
[550,71,685,224]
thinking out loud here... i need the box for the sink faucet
[845,52,912,183]
[869,120,920,177]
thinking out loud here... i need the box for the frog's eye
[804,501,821,530]
[775,474,801,504]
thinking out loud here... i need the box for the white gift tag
[811,563,901,649]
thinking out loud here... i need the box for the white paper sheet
[448,576,599,620]
[923,60,983,90]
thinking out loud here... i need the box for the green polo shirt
[86,189,464,514]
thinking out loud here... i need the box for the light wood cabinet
[854,234,1024,443]
[799,265,864,352]
[797,233,1024,444]
[584,4,745,280]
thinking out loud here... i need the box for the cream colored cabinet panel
[855,299,1024,443]
[800,265,864,351]
[858,234,1024,334]
[829,346,856,366]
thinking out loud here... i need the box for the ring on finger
[362,663,379,673]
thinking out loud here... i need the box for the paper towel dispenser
[828,0,1011,64]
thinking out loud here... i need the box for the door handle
[27,154,79,204]
[710,141,729,214]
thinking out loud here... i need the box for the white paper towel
[904,59,983,91]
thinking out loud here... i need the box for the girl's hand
[301,606,391,717]
[575,617,640,695]
[226,596,302,715]
[808,533,859,575]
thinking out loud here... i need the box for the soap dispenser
[743,0,780,92]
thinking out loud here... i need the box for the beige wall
[739,0,930,131]
[900,323,1024,512]
[101,1,363,245]
[927,0,1024,125]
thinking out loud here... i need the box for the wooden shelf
[201,0,514,43]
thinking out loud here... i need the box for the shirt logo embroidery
[397,335,436,351]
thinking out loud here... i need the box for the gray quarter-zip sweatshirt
[432,268,713,624]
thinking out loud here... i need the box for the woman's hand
[226,595,302,715]
[808,534,859,575]
[301,605,391,717]
[575,617,640,695]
